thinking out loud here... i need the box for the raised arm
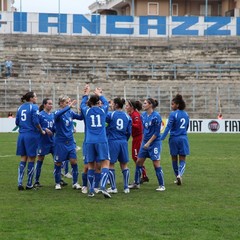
[80,84,90,112]
[94,87,109,112]
[54,106,70,121]
[161,112,174,140]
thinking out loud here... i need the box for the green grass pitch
[0,133,239,240]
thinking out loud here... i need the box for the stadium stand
[0,34,240,118]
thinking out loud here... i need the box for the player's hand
[84,84,90,95]
[45,128,53,136]
[70,99,77,108]
[143,143,150,149]
[94,87,102,96]
[41,129,46,135]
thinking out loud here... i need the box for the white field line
[0,155,15,158]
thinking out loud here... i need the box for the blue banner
[0,12,238,37]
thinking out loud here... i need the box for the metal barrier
[1,79,240,119]
[5,62,240,81]
[41,65,97,80]
[0,63,6,77]
[106,63,240,80]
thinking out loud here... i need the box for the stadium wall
[1,118,239,133]
[0,12,240,37]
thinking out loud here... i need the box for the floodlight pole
[169,0,172,16]
[205,0,208,16]
[96,0,98,35]
[20,0,22,32]
[131,0,135,16]
[58,0,61,34]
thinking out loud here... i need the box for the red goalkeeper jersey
[130,110,143,137]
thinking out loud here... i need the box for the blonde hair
[58,95,69,105]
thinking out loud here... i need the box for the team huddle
[16,84,190,198]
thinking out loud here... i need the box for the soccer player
[33,98,68,188]
[80,135,88,194]
[33,98,55,187]
[161,94,190,185]
[80,103,102,195]
[106,98,132,194]
[80,84,111,198]
[79,104,89,194]
[53,96,82,190]
[126,99,149,183]
[129,98,165,192]
[61,160,72,178]
[16,91,45,190]
[61,120,79,179]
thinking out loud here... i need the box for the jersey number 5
[21,110,27,121]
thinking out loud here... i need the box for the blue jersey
[54,106,83,143]
[80,95,108,144]
[15,102,40,133]
[106,110,132,141]
[81,115,87,160]
[141,111,162,142]
[161,110,189,140]
[38,110,55,148]
[105,110,113,137]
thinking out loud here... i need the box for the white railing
[1,79,240,119]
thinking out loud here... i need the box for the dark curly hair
[39,98,51,112]
[172,94,186,110]
[114,98,125,109]
[21,91,36,103]
[147,98,158,109]
[88,94,100,107]
[127,99,142,111]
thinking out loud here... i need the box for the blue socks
[179,160,186,177]
[88,169,95,193]
[27,162,35,187]
[82,172,88,187]
[64,160,69,175]
[172,160,186,177]
[100,168,109,190]
[62,160,69,175]
[155,167,164,186]
[105,168,130,190]
[54,165,61,184]
[71,164,78,185]
[35,160,43,183]
[108,169,116,190]
[94,172,101,189]
[18,161,26,186]
[122,168,130,190]
[134,165,142,184]
[172,160,178,176]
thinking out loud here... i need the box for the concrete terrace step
[1,34,240,118]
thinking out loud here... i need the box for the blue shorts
[16,132,39,157]
[54,142,77,163]
[38,143,54,156]
[108,140,129,164]
[85,142,110,163]
[138,140,162,161]
[168,135,190,156]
